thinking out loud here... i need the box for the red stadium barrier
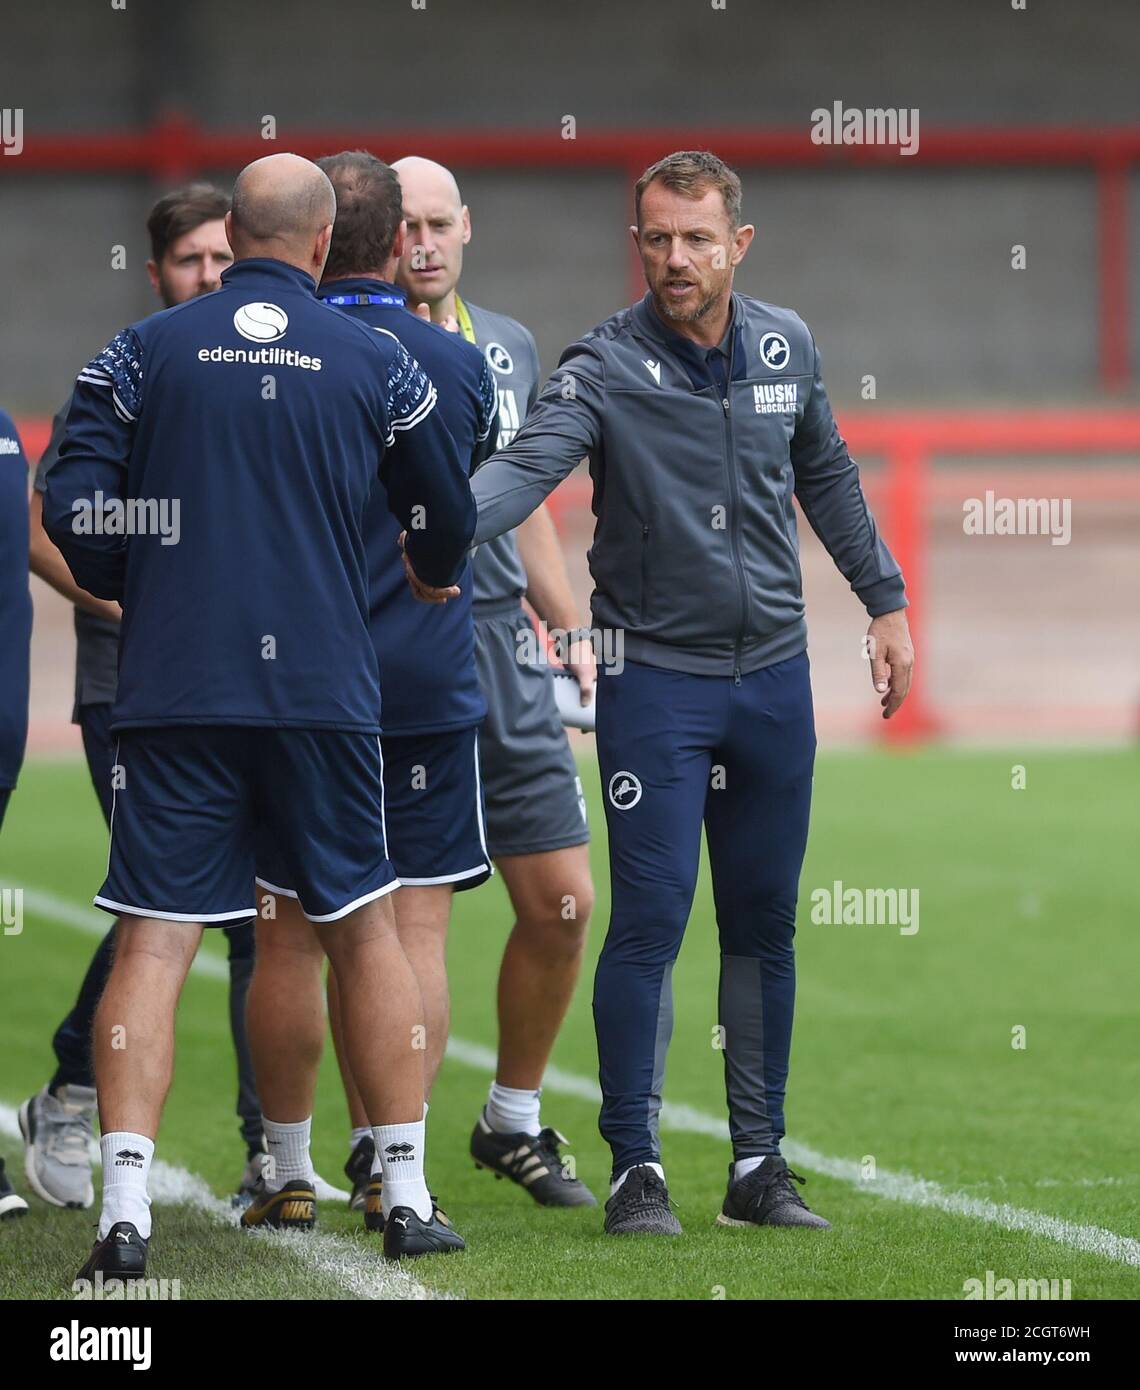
[541,408,1140,743]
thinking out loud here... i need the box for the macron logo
[642,359,661,385]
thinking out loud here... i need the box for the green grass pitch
[1,746,1137,1300]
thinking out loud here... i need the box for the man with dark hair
[317,151,404,278]
[145,183,231,275]
[393,156,599,1209]
[244,149,559,1235]
[44,151,474,1278]
[20,185,280,1213]
[435,149,915,1235]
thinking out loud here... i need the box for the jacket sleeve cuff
[858,576,908,618]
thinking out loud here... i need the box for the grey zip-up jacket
[471,290,906,677]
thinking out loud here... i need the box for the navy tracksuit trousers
[593,652,816,1177]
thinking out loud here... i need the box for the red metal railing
[540,407,1140,742]
[2,119,1137,386]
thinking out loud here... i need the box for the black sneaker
[0,1156,28,1220]
[717,1156,831,1229]
[603,1165,681,1235]
[363,1175,452,1234]
[382,1204,465,1259]
[470,1111,597,1207]
[75,1222,148,1282]
[239,1178,317,1231]
[345,1135,374,1212]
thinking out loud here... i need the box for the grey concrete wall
[0,0,1136,408]
[5,0,1137,128]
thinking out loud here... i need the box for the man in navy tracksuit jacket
[0,409,32,837]
[251,150,501,1215]
[42,154,474,1275]
[462,152,915,1235]
[0,407,32,1220]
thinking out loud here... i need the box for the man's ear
[145,259,161,297]
[314,222,334,276]
[391,219,407,262]
[629,224,640,252]
[461,205,472,246]
[224,210,236,253]
[731,223,756,267]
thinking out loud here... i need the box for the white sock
[99,1133,154,1240]
[373,1120,431,1221]
[349,1126,371,1152]
[262,1116,314,1193]
[610,1161,664,1197]
[734,1155,767,1181]
[368,1105,428,1179]
[485,1082,541,1137]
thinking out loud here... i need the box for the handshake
[398,530,461,605]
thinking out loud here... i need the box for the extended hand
[566,630,598,706]
[412,302,459,333]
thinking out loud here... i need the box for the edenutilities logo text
[197,301,323,370]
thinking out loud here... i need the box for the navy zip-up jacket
[0,409,32,791]
[319,277,497,735]
[42,258,475,734]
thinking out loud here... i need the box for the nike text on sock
[486,1082,542,1137]
[610,1161,664,1197]
[262,1115,315,1193]
[373,1119,432,1222]
[98,1132,154,1241]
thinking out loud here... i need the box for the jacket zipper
[721,330,748,685]
[639,523,650,623]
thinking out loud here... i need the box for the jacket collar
[633,289,741,350]
[318,275,406,305]
[220,258,318,294]
[633,290,745,387]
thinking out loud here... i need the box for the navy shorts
[258,724,491,897]
[96,727,397,925]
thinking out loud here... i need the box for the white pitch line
[13,886,1140,1271]
[0,1103,440,1301]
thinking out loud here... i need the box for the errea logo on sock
[114,1149,145,1168]
[384,1142,415,1162]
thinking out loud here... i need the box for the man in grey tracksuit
[442,151,915,1235]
